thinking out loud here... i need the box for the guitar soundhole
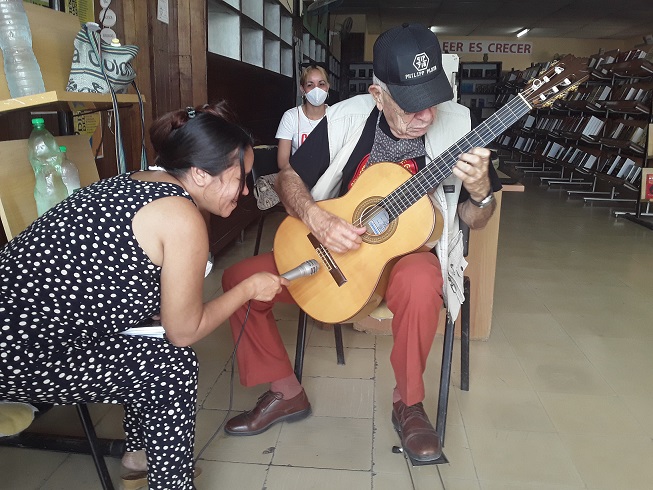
[353,197,398,245]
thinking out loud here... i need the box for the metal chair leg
[435,314,455,447]
[76,403,115,490]
[293,309,309,383]
[461,277,470,392]
[253,213,267,256]
[334,323,345,365]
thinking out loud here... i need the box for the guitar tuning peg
[554,66,564,74]
[561,78,572,86]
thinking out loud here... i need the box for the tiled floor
[2,168,653,489]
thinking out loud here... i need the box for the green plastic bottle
[59,145,81,195]
[27,118,67,216]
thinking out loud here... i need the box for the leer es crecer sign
[442,40,533,54]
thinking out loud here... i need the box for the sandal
[121,466,202,490]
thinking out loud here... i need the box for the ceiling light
[516,28,530,38]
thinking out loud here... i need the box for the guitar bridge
[308,234,347,287]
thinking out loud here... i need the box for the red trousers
[222,251,443,406]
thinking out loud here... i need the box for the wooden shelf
[605,59,653,78]
[0,4,142,117]
[208,0,295,76]
[0,90,141,116]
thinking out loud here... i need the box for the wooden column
[121,0,207,166]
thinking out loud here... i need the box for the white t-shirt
[275,105,326,155]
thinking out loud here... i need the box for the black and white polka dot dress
[1,173,199,489]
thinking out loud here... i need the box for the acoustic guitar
[274,55,589,324]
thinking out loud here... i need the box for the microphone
[280,259,320,281]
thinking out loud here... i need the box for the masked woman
[275,64,330,170]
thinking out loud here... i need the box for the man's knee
[222,260,251,292]
[391,253,443,295]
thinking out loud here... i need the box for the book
[595,86,612,100]
[617,158,635,179]
[606,156,622,175]
[630,126,646,146]
[582,116,604,137]
[611,122,625,139]
[626,165,641,183]
[646,173,653,200]
[584,155,598,170]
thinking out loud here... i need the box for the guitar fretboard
[381,94,532,221]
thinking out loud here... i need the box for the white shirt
[275,105,326,154]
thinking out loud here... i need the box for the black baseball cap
[373,23,454,113]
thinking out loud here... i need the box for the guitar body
[273,162,444,324]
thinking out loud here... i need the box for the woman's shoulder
[281,105,301,119]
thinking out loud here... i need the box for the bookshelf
[458,61,501,121]
[300,7,340,92]
[207,0,339,89]
[207,0,294,77]
[496,49,653,225]
[345,62,373,99]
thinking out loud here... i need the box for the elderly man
[222,23,501,463]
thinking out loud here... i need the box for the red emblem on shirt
[348,154,418,190]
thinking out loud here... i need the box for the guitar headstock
[522,55,589,108]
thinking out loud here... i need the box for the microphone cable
[194,300,251,463]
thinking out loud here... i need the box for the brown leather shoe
[391,400,442,462]
[224,390,311,436]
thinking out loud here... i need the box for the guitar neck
[383,95,532,220]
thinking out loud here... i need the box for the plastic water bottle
[28,118,67,216]
[58,145,81,195]
[0,0,46,98]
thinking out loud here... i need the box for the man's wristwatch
[469,192,494,208]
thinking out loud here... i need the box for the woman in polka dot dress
[0,103,287,489]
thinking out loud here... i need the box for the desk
[457,181,524,340]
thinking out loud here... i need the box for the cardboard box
[353,316,392,335]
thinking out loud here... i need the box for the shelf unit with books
[497,50,653,220]
[458,61,502,121]
[344,62,373,99]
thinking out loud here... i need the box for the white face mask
[305,87,328,106]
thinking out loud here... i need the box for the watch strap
[469,192,494,208]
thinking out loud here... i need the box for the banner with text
[442,40,533,55]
